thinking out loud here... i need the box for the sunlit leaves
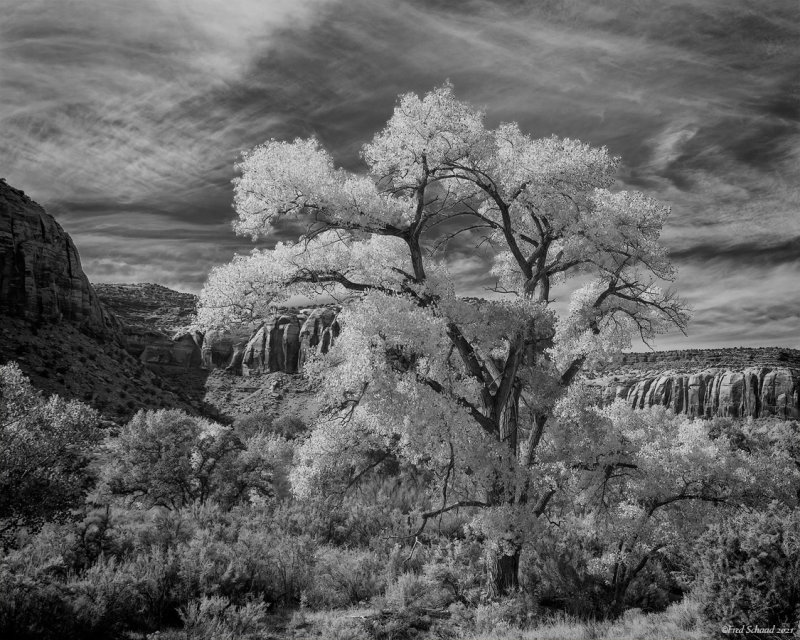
[232,138,414,240]
[0,362,102,534]
[198,84,690,568]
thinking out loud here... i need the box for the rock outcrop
[0,181,203,421]
[199,306,339,376]
[241,306,339,376]
[94,282,340,376]
[0,179,117,336]
[93,283,196,333]
[596,348,800,419]
[95,283,205,372]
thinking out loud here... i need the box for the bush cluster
[4,362,800,638]
[694,505,800,633]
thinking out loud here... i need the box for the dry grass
[458,600,706,640]
[280,598,708,640]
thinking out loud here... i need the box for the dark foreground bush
[695,504,800,633]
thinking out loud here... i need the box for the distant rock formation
[93,283,196,333]
[198,306,340,375]
[94,282,340,376]
[0,179,117,336]
[596,348,800,419]
[94,283,203,371]
[242,307,340,376]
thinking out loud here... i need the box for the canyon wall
[94,283,340,376]
[596,349,800,419]
[0,179,117,336]
[197,307,339,375]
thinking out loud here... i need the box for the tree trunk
[609,566,629,618]
[491,545,521,596]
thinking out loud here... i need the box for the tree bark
[491,545,521,596]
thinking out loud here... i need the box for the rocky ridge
[0,181,199,420]
[0,179,117,336]
[594,348,800,419]
[0,180,331,424]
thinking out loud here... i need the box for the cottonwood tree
[198,84,689,592]
[537,398,800,614]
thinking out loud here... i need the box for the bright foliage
[198,84,697,591]
[0,362,102,538]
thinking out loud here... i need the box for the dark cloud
[2,0,799,349]
[670,238,800,268]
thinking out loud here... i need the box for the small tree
[102,409,240,509]
[101,409,293,510]
[198,84,689,592]
[0,362,102,542]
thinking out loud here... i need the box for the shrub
[232,412,273,439]
[0,569,74,640]
[304,546,386,609]
[421,539,487,606]
[102,410,300,511]
[694,505,800,632]
[661,596,703,633]
[474,592,537,632]
[0,362,102,541]
[101,409,243,508]
[384,572,449,610]
[180,595,269,640]
[270,414,308,439]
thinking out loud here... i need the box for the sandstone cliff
[0,179,117,336]
[596,348,800,419]
[0,181,199,420]
[93,283,339,376]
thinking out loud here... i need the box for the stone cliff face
[192,306,339,375]
[0,179,117,336]
[0,182,201,421]
[93,283,196,333]
[596,348,800,419]
[94,283,203,370]
[94,283,340,376]
[241,307,339,376]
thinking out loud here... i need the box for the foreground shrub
[0,362,102,541]
[101,410,297,511]
[694,505,800,632]
[180,595,269,640]
[0,503,319,638]
[0,569,74,640]
[384,572,443,610]
[473,592,538,632]
[304,546,386,609]
[421,539,487,606]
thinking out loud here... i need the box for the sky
[2,0,799,350]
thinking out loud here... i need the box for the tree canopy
[0,362,102,541]
[198,84,691,592]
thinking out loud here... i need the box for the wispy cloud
[2,0,799,348]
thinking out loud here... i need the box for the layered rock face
[95,282,340,376]
[201,306,339,375]
[597,348,800,419]
[95,283,203,371]
[0,179,116,336]
[154,307,338,376]
[241,307,339,376]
